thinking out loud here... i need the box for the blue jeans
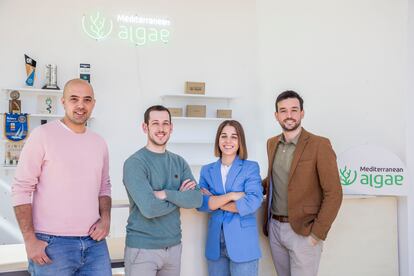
[207,241,259,276]
[28,233,111,276]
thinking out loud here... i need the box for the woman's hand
[201,188,213,196]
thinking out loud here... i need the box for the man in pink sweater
[12,79,112,276]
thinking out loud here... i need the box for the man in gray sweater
[123,105,202,276]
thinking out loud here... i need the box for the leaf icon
[82,12,113,40]
[339,166,357,186]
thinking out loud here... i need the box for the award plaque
[4,141,24,166]
[42,64,60,89]
[9,90,21,114]
[24,54,37,86]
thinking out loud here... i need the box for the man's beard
[279,119,301,132]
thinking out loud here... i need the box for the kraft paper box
[185,82,205,95]
[186,105,206,117]
[168,107,183,117]
[217,109,232,118]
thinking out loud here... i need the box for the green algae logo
[81,11,171,46]
[339,166,357,186]
[338,144,408,196]
[82,12,113,40]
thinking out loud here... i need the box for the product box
[185,82,205,95]
[217,109,232,118]
[186,105,206,117]
[168,107,183,117]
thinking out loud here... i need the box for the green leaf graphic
[82,12,113,40]
[339,166,357,186]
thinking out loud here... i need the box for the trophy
[9,90,21,114]
[42,64,60,89]
[79,63,91,83]
[24,54,37,86]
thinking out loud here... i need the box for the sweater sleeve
[99,142,111,197]
[164,158,202,208]
[11,128,45,206]
[123,157,177,218]
[235,162,263,217]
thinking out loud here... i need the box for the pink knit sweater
[12,120,111,236]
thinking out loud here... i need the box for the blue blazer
[198,156,263,262]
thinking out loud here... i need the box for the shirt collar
[280,129,302,145]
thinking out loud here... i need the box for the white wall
[0,0,410,275]
[255,0,407,275]
[0,0,263,274]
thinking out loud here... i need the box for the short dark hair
[144,105,171,124]
[275,90,304,112]
[214,120,248,160]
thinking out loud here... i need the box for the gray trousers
[269,218,323,276]
[124,243,182,276]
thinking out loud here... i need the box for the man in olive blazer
[263,90,342,276]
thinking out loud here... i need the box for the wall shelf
[172,116,227,121]
[0,166,17,170]
[161,94,235,100]
[2,88,63,95]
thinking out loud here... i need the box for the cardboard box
[217,109,232,118]
[186,105,206,117]
[185,82,205,95]
[168,107,183,117]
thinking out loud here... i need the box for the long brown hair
[214,120,248,160]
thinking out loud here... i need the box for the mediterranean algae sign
[337,144,407,196]
[81,11,171,46]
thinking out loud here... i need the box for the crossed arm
[198,163,263,215]
[201,188,244,213]
[123,158,202,219]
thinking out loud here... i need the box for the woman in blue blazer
[198,120,263,276]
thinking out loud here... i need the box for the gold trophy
[9,90,21,114]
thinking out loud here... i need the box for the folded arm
[123,158,177,219]
[234,162,263,217]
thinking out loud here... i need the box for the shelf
[162,94,235,100]
[172,117,228,121]
[2,88,63,95]
[0,114,96,120]
[0,113,62,118]
[0,165,17,170]
[30,113,63,118]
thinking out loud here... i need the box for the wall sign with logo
[82,11,171,46]
[337,144,408,196]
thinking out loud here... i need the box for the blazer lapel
[211,160,225,194]
[288,129,310,184]
[267,136,281,178]
[225,156,243,192]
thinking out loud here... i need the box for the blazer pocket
[303,205,320,214]
[240,217,256,228]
